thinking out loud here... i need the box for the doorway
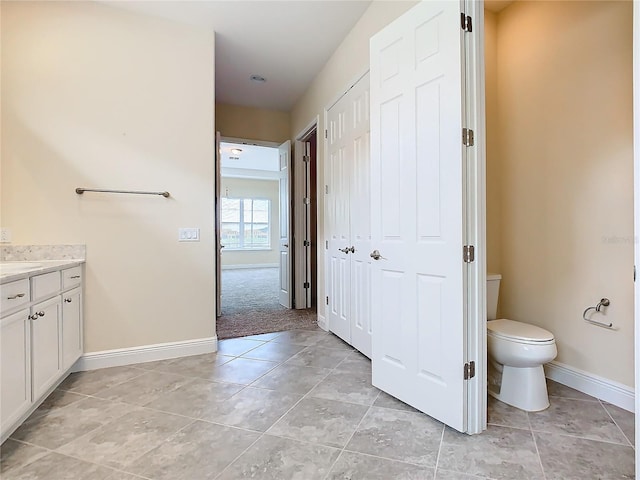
[215,138,318,339]
[294,124,318,311]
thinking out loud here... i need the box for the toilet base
[489,363,550,412]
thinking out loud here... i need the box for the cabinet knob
[64,298,73,303]
[28,314,39,320]
[37,311,45,317]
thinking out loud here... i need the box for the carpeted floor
[217,267,317,340]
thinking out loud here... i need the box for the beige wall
[1,1,216,352]
[484,10,501,277]
[291,0,417,319]
[220,177,279,267]
[216,103,290,144]
[489,1,634,386]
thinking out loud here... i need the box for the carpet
[217,267,318,340]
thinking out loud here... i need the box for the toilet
[487,274,557,411]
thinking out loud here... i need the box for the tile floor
[0,329,635,479]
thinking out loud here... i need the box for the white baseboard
[73,336,218,372]
[545,361,634,412]
[317,313,327,331]
[221,263,278,270]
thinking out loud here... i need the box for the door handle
[283,244,289,248]
[338,247,355,254]
[370,249,386,260]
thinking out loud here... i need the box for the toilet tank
[487,273,502,320]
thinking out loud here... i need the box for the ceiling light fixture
[250,74,266,83]
[230,148,243,155]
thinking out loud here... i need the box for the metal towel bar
[75,188,170,198]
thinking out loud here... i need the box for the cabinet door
[62,287,82,371]
[31,297,62,399]
[1,309,31,437]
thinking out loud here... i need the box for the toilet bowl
[487,275,557,412]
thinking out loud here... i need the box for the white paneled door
[279,140,292,308]
[370,1,467,431]
[326,72,372,357]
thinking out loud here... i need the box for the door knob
[370,249,386,260]
[348,246,355,253]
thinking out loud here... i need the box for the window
[221,197,271,249]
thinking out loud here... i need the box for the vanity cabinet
[1,308,31,436]
[0,262,84,442]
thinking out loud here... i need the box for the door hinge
[326,296,329,305]
[303,197,310,205]
[325,240,329,249]
[463,245,475,263]
[303,240,310,247]
[304,282,310,289]
[461,13,472,32]
[325,129,328,139]
[303,155,310,163]
[464,361,476,380]
[325,185,329,194]
[462,128,475,146]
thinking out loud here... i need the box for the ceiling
[104,1,372,111]
[484,1,514,13]
[221,142,278,171]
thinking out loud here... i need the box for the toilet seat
[488,319,555,345]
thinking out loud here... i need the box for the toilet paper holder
[582,298,614,329]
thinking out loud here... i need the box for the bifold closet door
[326,73,372,358]
[327,92,351,344]
[348,74,372,358]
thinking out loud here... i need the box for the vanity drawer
[1,279,30,315]
[62,266,82,290]
[31,272,61,302]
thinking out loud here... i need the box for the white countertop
[0,260,85,284]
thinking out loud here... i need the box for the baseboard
[545,361,634,412]
[317,313,328,331]
[221,264,278,270]
[73,336,218,372]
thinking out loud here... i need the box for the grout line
[598,399,635,449]
[530,431,548,480]
[528,411,548,480]
[321,402,374,480]
[432,423,446,480]
[529,426,635,448]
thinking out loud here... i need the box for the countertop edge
[0,260,86,285]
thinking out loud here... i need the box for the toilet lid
[487,319,554,342]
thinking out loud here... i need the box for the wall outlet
[178,227,200,242]
[0,228,11,243]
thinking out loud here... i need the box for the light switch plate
[178,227,200,242]
[0,228,11,243]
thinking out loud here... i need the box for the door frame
[214,136,285,318]
[632,0,639,474]
[294,117,319,310]
[465,0,487,435]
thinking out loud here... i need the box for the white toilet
[487,274,557,411]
